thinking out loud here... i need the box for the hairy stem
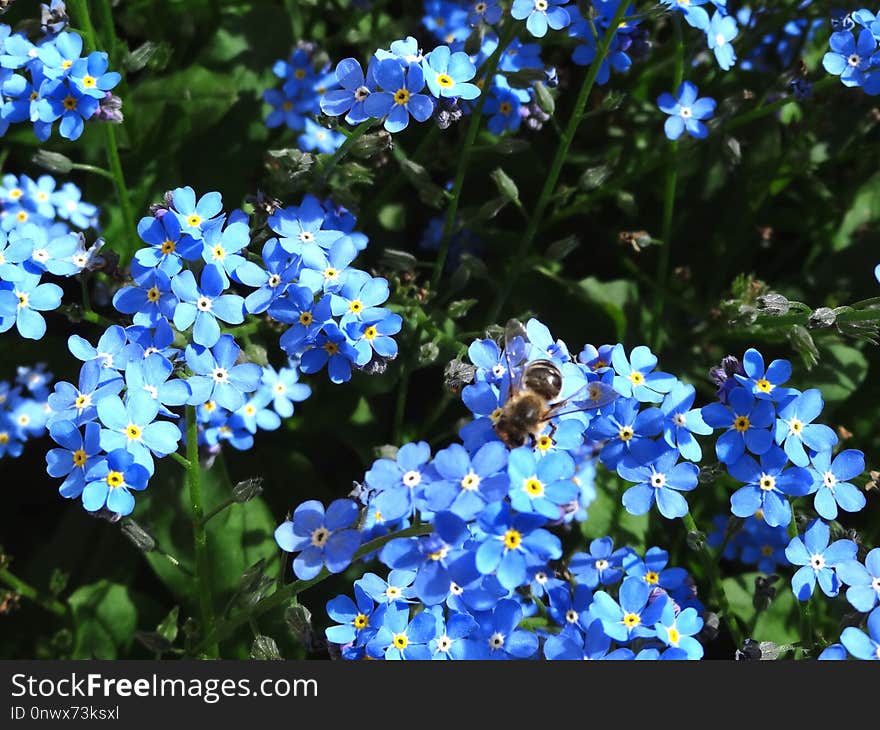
[0,568,68,617]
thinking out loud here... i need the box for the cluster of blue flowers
[0,173,102,340]
[0,364,53,460]
[823,7,880,94]
[273,317,878,660]
[42,186,398,516]
[0,19,122,141]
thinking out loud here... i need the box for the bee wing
[502,318,530,399]
[540,380,619,421]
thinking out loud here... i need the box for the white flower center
[534,571,548,584]
[97,352,114,368]
[488,632,505,650]
[449,581,463,595]
[32,248,50,262]
[650,472,667,489]
[595,558,609,571]
[679,106,693,119]
[402,469,422,488]
[673,413,687,427]
[143,384,158,399]
[310,527,330,548]
[849,54,861,67]
[715,33,726,46]
[810,554,826,571]
[197,296,212,312]
[436,635,453,652]
[212,367,229,383]
[491,364,506,378]
[822,471,837,489]
[565,610,579,624]
[460,471,481,491]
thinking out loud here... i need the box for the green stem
[649,17,684,351]
[185,405,218,658]
[683,512,745,651]
[67,0,138,256]
[200,497,236,527]
[169,451,191,469]
[787,513,811,658]
[191,523,434,655]
[487,1,629,324]
[431,23,517,290]
[69,162,116,181]
[0,568,67,618]
[318,119,374,185]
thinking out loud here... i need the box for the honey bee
[493,319,618,448]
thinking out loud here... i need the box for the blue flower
[570,25,631,84]
[124,353,191,416]
[618,448,700,520]
[345,310,402,367]
[468,0,503,25]
[365,441,434,522]
[325,585,384,647]
[568,536,631,588]
[837,548,880,613]
[546,583,594,636]
[82,448,151,516]
[473,501,562,590]
[701,386,775,464]
[785,519,858,600]
[591,576,668,643]
[657,81,716,140]
[808,449,866,520]
[823,30,876,88]
[474,598,539,659]
[298,118,344,155]
[112,263,176,328]
[511,0,571,38]
[422,1,470,44]
[610,344,676,403]
[364,59,434,133]
[260,364,311,418]
[422,46,480,100]
[734,348,795,401]
[365,602,436,660]
[69,52,121,98]
[426,441,508,520]
[588,397,662,469]
[297,236,358,295]
[171,264,245,347]
[274,498,362,580]
[299,323,359,384]
[624,546,687,592]
[268,194,344,254]
[36,31,83,78]
[507,446,578,519]
[170,186,223,241]
[428,608,481,660]
[485,76,530,135]
[200,212,251,282]
[184,334,262,411]
[68,325,130,373]
[356,570,417,605]
[728,446,812,527]
[46,420,102,498]
[320,57,376,124]
[35,80,99,140]
[268,285,331,354]
[706,10,737,70]
[840,606,880,660]
[132,213,190,275]
[654,602,704,659]
[96,392,182,473]
[773,388,838,467]
[0,272,63,340]
[237,240,296,314]
[660,382,712,461]
[47,359,123,426]
[661,0,711,30]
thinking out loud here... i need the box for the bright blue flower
[422,46,480,100]
[837,548,880,613]
[365,441,434,522]
[81,448,150,516]
[544,617,634,660]
[734,348,795,401]
[546,583,593,637]
[36,31,83,78]
[426,441,508,520]
[773,388,838,467]
[171,264,245,347]
[356,570,417,605]
[657,81,716,140]
[298,118,345,154]
[364,59,434,133]
[587,398,663,469]
[365,602,436,660]
[654,602,704,659]
[67,325,130,372]
[474,598,539,659]
[35,79,99,140]
[233,390,280,434]
[706,10,737,70]
[200,212,251,282]
[320,57,377,124]
[428,608,481,659]
[274,498,362,581]
[823,30,875,88]
[97,392,182,473]
[6,223,79,276]
[661,0,711,30]
[728,446,811,527]
[468,0,503,25]
[618,448,700,520]
[331,271,390,323]
[660,382,712,461]
[260,364,311,419]
[170,186,223,241]
[69,52,121,98]
[785,518,858,600]
[610,344,676,403]
[237,239,297,314]
[345,310,402,366]
[569,536,632,588]
[485,75,530,135]
[268,286,332,355]
[624,546,687,592]
[507,446,578,519]
[112,263,176,327]
[51,181,99,230]
[297,235,358,295]
[268,194,344,255]
[184,334,262,411]
[591,576,668,643]
[512,0,571,38]
[299,322,359,384]
[124,353,191,416]
[808,449,866,520]
[46,420,102,498]
[840,607,880,660]
[701,386,775,464]
[0,272,63,340]
[473,501,562,590]
[325,585,384,647]
[47,359,122,426]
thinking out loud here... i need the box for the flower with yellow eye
[592,575,669,643]
[734,347,796,402]
[170,185,223,241]
[260,364,311,419]
[701,386,774,465]
[325,585,383,647]
[46,359,123,425]
[363,58,435,133]
[96,391,182,473]
[69,51,121,99]
[268,284,332,355]
[421,45,481,100]
[365,602,437,660]
[46,421,103,499]
[112,264,175,328]
[610,343,676,403]
[82,448,151,516]
[345,310,402,367]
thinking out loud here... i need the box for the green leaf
[576,277,637,342]
[833,171,880,251]
[722,573,800,645]
[800,342,868,404]
[69,581,138,659]
[580,471,649,553]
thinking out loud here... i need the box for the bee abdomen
[522,359,563,400]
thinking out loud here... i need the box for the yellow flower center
[349,300,363,314]
[146,286,161,303]
[187,214,202,228]
[645,571,660,585]
[755,378,774,393]
[536,435,553,451]
[392,633,408,650]
[667,627,681,645]
[82,75,97,88]
[436,73,454,88]
[61,59,73,70]
[499,101,512,115]
[364,326,378,340]
[299,311,313,326]
[74,394,91,410]
[324,342,339,356]
[629,371,645,386]
[16,293,29,309]
[394,88,411,105]
[106,471,124,488]
[524,477,544,497]
[618,426,634,442]
[623,613,641,628]
[160,239,176,254]
[126,424,142,441]
[354,614,369,630]
[63,95,77,110]
[72,449,87,467]
[733,416,750,432]
[324,267,339,281]
[503,529,522,550]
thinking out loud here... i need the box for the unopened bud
[120,518,156,553]
[233,477,264,503]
